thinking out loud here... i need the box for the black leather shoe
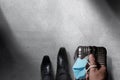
[56,47,72,80]
[41,55,54,80]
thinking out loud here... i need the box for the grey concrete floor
[0,0,120,80]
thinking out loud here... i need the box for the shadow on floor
[0,7,15,73]
[0,28,15,72]
[0,7,35,79]
[106,0,120,14]
[107,56,114,80]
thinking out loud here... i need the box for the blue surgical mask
[72,58,88,80]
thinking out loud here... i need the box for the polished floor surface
[0,0,120,80]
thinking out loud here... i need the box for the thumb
[89,54,96,65]
[88,54,97,71]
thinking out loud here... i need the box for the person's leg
[41,55,54,80]
[55,47,72,80]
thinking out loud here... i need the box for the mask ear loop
[86,62,97,72]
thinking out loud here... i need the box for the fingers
[89,54,96,65]
[88,54,97,71]
[86,73,89,80]
[87,54,107,80]
[100,65,106,71]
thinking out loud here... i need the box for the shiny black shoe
[55,47,72,80]
[41,55,54,80]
